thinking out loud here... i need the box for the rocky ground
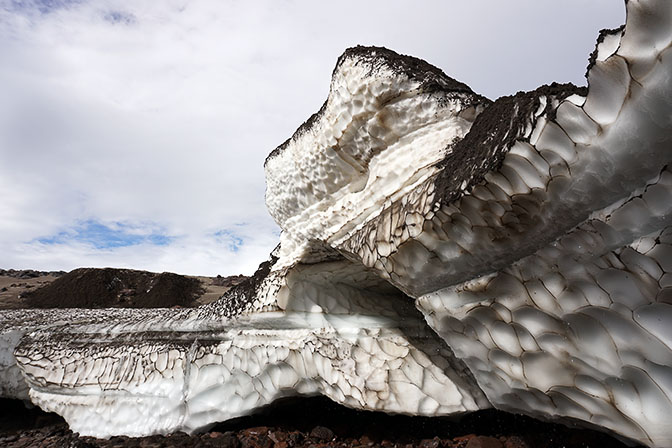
[0,270,65,309]
[0,268,642,447]
[0,396,639,448]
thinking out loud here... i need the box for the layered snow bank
[265,46,489,240]
[2,0,672,446]
[4,264,486,437]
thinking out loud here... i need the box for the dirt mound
[24,267,204,309]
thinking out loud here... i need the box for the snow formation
[1,0,671,446]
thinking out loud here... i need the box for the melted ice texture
[264,54,483,253]
[2,1,672,446]
[5,263,487,438]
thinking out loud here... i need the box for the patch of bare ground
[0,396,641,448]
[0,268,247,309]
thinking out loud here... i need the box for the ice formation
[1,0,671,446]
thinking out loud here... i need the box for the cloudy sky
[0,0,625,276]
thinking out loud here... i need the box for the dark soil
[433,82,587,208]
[0,396,640,448]
[23,267,205,308]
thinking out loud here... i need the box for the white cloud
[0,0,625,275]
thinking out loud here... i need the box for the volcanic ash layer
[1,0,672,446]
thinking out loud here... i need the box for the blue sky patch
[36,220,173,249]
[214,229,244,252]
[10,0,80,14]
[104,10,135,25]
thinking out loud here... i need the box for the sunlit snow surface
[1,0,672,446]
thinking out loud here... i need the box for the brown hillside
[24,267,204,308]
